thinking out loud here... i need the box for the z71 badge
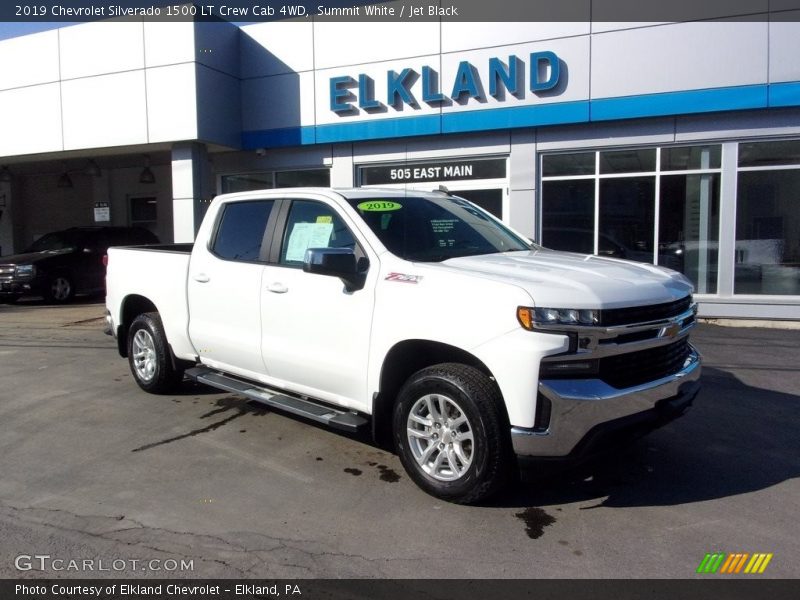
[385,272,423,284]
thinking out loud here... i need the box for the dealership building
[1,9,799,319]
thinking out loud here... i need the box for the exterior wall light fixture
[139,155,155,184]
[57,163,73,188]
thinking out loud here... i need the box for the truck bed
[105,245,195,359]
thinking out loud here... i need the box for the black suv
[0,226,159,303]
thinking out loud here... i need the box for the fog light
[540,359,599,378]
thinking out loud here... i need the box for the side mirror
[303,248,365,291]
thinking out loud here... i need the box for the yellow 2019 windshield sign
[357,201,403,212]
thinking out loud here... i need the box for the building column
[0,178,16,256]
[330,143,355,187]
[172,142,212,242]
[508,130,537,238]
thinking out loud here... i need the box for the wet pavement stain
[316,457,324,461]
[344,468,362,476]
[376,464,401,482]
[515,507,556,539]
[131,396,268,453]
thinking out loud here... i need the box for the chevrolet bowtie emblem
[660,323,681,338]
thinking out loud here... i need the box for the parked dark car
[0,226,159,303]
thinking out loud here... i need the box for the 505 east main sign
[329,52,563,115]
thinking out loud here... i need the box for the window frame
[271,198,368,271]
[539,144,723,265]
[208,198,281,265]
[734,141,800,297]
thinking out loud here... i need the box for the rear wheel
[393,363,511,504]
[127,312,183,394]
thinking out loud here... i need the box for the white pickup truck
[105,187,700,503]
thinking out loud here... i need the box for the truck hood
[436,249,694,309]
[0,249,73,266]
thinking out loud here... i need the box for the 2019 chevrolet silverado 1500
[105,188,700,503]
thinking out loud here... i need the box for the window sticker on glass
[316,215,333,224]
[285,222,334,262]
[431,219,458,233]
[357,201,403,212]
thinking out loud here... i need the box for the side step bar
[185,367,368,433]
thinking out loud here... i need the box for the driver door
[259,198,375,410]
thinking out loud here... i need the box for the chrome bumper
[511,345,701,457]
[103,310,114,337]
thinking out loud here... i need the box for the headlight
[517,306,599,330]
[14,264,36,279]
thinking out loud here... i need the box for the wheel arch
[116,294,158,357]
[372,339,507,448]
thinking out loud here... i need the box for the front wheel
[393,363,511,504]
[46,275,74,303]
[127,312,183,394]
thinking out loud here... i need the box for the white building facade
[1,11,800,319]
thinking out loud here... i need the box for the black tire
[393,363,511,504]
[127,312,183,394]
[45,274,75,304]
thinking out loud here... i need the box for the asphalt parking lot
[0,299,798,579]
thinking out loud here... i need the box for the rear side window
[212,200,275,262]
[127,228,159,245]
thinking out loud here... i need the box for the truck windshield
[349,195,531,262]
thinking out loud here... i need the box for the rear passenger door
[188,199,277,379]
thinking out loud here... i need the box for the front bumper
[511,345,701,458]
[0,280,34,297]
[103,310,115,337]
[0,275,47,299]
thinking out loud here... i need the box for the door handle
[193,273,210,283]
[267,282,288,294]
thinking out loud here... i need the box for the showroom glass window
[540,145,721,294]
[736,140,800,295]
[220,169,330,193]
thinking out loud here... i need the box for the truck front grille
[0,265,14,281]
[600,296,692,327]
[599,338,691,389]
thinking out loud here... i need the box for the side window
[212,200,275,262]
[103,230,131,249]
[279,200,357,266]
[83,231,104,252]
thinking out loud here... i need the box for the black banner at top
[1,0,799,23]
